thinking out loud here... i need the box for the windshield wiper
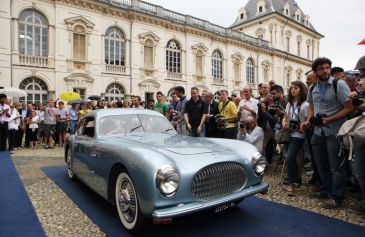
[164,128,175,133]
[129,125,143,133]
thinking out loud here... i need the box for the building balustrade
[105,64,126,74]
[167,72,182,80]
[19,55,48,67]
[107,0,269,48]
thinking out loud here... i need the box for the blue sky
[148,0,365,70]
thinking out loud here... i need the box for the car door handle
[90,149,101,158]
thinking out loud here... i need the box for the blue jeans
[311,134,346,201]
[354,145,365,208]
[285,137,305,184]
[189,126,205,137]
[70,120,78,135]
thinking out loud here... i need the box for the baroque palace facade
[0,0,323,103]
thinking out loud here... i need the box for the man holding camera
[217,90,238,139]
[302,57,353,209]
[238,116,264,153]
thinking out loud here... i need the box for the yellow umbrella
[60,91,81,102]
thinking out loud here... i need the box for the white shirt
[238,97,259,122]
[285,101,309,139]
[238,126,264,153]
[0,104,11,123]
[29,116,39,129]
[8,109,20,130]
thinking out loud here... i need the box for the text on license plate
[214,202,236,213]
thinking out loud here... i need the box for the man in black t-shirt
[183,87,208,137]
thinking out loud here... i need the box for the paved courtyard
[11,147,365,236]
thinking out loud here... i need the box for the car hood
[118,133,229,155]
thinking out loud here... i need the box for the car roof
[84,108,165,119]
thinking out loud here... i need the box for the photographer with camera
[281,81,309,195]
[217,90,238,139]
[301,57,353,209]
[238,116,264,153]
[258,94,276,164]
[347,77,365,218]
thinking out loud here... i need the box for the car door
[72,117,95,184]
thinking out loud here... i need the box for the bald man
[238,116,264,153]
[306,71,317,87]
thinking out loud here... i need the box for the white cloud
[148,0,365,70]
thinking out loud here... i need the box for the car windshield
[98,114,176,136]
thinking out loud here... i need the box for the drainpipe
[10,0,13,87]
[129,19,133,94]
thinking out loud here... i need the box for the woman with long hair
[282,81,309,196]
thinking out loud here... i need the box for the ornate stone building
[0,0,323,104]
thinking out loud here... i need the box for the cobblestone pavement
[11,147,364,236]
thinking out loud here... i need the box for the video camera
[268,105,281,115]
[352,96,365,107]
[309,113,328,127]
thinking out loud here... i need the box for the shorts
[57,121,68,134]
[44,124,55,137]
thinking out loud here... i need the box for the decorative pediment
[64,73,94,90]
[231,53,244,62]
[138,31,160,45]
[64,16,95,33]
[138,79,161,92]
[191,43,209,55]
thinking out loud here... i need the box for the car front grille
[192,162,246,200]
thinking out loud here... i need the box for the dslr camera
[239,122,247,129]
[214,114,226,131]
[352,96,365,107]
[309,113,327,127]
[289,120,300,132]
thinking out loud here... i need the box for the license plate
[214,202,236,213]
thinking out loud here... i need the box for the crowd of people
[0,56,364,220]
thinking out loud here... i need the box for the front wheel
[115,172,147,233]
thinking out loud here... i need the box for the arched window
[212,50,223,80]
[246,58,255,84]
[105,83,125,101]
[105,27,126,66]
[18,10,48,57]
[19,77,48,104]
[166,40,181,73]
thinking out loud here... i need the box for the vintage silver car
[65,109,268,233]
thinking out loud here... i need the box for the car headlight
[251,152,267,176]
[156,165,180,197]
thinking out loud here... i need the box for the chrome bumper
[152,182,269,219]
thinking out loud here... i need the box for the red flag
[358,39,365,45]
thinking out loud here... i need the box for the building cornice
[51,0,311,66]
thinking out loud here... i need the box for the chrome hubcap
[117,178,136,223]
[119,189,131,213]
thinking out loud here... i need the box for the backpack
[337,115,365,160]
